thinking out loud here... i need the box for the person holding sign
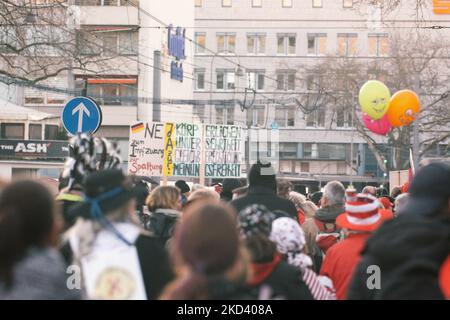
[64,170,174,300]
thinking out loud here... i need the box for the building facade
[193,0,450,189]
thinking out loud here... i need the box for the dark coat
[250,260,314,300]
[230,186,298,220]
[347,214,450,300]
[145,208,181,246]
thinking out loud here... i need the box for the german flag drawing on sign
[131,122,144,133]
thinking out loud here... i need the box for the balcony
[74,2,139,26]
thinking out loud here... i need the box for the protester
[184,188,220,211]
[238,204,314,300]
[277,179,292,200]
[0,180,80,300]
[288,191,309,224]
[160,202,254,300]
[145,186,182,246]
[220,178,242,202]
[362,186,377,197]
[390,186,402,199]
[56,175,84,232]
[231,162,298,220]
[175,180,191,208]
[309,191,323,207]
[302,181,346,271]
[320,189,392,300]
[394,193,409,217]
[64,170,174,300]
[270,217,336,300]
[348,162,450,300]
[232,185,248,200]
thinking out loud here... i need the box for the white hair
[394,193,409,216]
[323,181,345,207]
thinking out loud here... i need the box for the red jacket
[320,233,371,300]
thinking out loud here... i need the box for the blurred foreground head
[0,180,59,286]
[398,161,450,217]
[248,162,276,192]
[162,202,246,299]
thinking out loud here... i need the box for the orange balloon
[387,90,420,127]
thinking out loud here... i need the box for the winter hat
[175,203,239,275]
[175,180,190,194]
[336,189,392,232]
[269,217,313,269]
[220,179,242,201]
[248,162,277,192]
[399,161,450,217]
[238,204,276,239]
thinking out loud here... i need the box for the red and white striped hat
[336,189,391,232]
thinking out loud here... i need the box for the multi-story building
[193,0,450,190]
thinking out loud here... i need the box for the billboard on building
[0,140,69,160]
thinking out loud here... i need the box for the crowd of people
[0,137,449,300]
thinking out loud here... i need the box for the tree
[290,30,450,172]
[0,0,128,85]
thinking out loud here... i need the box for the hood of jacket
[362,214,450,271]
[315,205,345,223]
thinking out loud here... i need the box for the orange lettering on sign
[434,0,450,14]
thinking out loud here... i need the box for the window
[195,33,206,54]
[222,0,232,7]
[195,0,202,7]
[25,97,45,104]
[338,33,358,56]
[343,0,353,8]
[306,74,322,91]
[246,71,265,90]
[252,0,262,7]
[312,0,322,7]
[280,143,298,159]
[45,125,59,140]
[274,107,295,127]
[336,108,353,128]
[247,34,266,54]
[216,70,236,90]
[282,0,292,8]
[1,123,25,139]
[75,0,137,5]
[195,69,205,90]
[318,144,347,160]
[247,106,265,126]
[307,34,327,55]
[276,71,296,91]
[277,34,296,55]
[217,33,236,54]
[303,143,313,158]
[216,106,234,125]
[78,77,138,106]
[118,31,138,55]
[29,124,42,140]
[368,34,388,56]
[78,29,138,56]
[306,108,325,127]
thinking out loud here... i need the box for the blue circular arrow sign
[61,97,102,135]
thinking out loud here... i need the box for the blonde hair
[298,200,318,218]
[289,191,307,208]
[146,186,180,212]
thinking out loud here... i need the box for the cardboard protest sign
[204,124,243,178]
[127,122,165,176]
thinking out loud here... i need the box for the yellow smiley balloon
[358,80,391,120]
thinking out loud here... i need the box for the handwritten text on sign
[205,125,242,178]
[128,122,243,178]
[165,123,201,177]
[128,122,164,176]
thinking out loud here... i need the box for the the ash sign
[0,140,70,160]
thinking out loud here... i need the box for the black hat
[248,162,276,192]
[400,161,450,217]
[175,180,190,194]
[69,169,140,220]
